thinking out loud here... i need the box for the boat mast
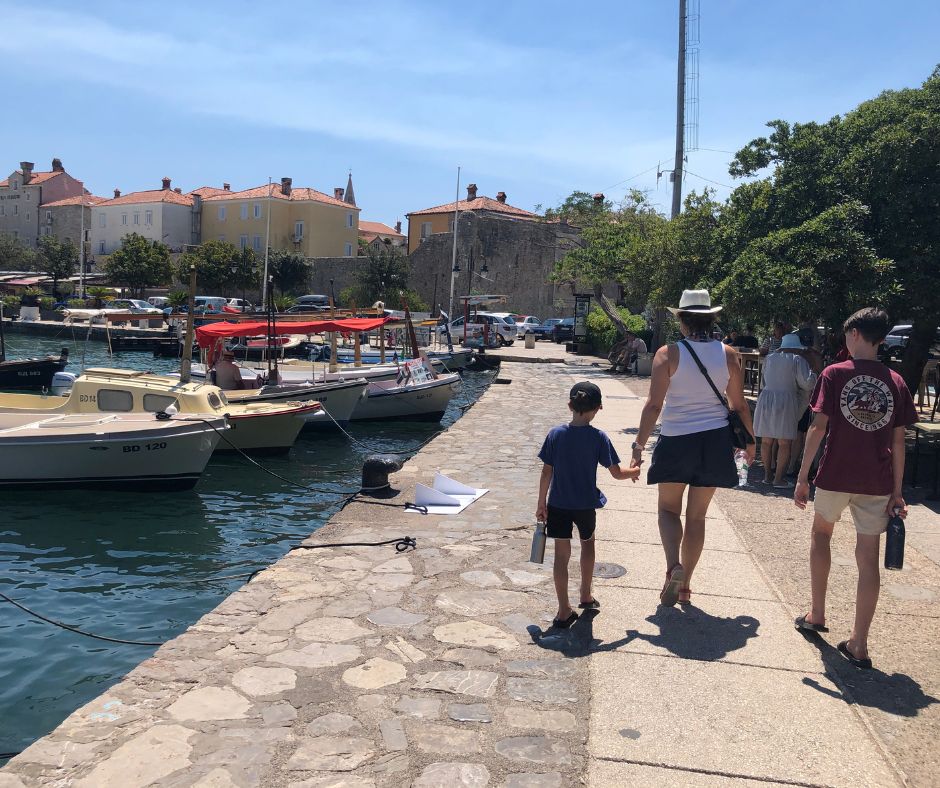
[179,264,197,383]
[0,302,6,363]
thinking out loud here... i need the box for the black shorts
[646,425,738,488]
[797,407,811,433]
[546,505,597,540]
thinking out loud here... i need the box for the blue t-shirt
[538,424,620,510]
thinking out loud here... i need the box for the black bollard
[361,454,403,497]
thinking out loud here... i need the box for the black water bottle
[884,508,905,571]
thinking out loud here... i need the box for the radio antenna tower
[671,0,700,219]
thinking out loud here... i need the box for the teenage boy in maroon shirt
[794,308,917,669]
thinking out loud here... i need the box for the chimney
[162,177,171,190]
[593,192,605,204]
[496,191,507,203]
[466,183,478,201]
[334,187,344,200]
[281,177,292,196]
[51,157,64,172]
[174,187,182,194]
[395,221,402,234]
[113,188,121,198]
[223,182,230,191]
[20,161,34,184]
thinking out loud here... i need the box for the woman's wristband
[631,441,645,451]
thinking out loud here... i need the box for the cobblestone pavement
[3,362,931,787]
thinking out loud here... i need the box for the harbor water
[0,333,493,758]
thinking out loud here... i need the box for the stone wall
[305,257,365,301]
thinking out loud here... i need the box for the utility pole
[671,0,687,220]
[447,166,461,320]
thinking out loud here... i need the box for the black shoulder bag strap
[679,339,729,408]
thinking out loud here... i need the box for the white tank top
[660,340,731,436]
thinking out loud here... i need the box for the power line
[684,169,734,189]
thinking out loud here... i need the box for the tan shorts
[813,488,889,535]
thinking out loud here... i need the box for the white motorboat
[351,373,460,422]
[0,411,224,490]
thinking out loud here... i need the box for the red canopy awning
[195,317,392,348]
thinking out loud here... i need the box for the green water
[0,332,492,757]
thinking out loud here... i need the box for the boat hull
[217,404,316,454]
[350,374,460,422]
[0,413,223,491]
[0,356,68,391]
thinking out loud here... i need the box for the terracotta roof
[40,194,106,208]
[407,195,537,219]
[1,170,63,188]
[95,189,194,207]
[201,183,358,209]
[188,186,231,198]
[358,220,405,238]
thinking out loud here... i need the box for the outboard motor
[51,371,77,397]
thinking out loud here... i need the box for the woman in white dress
[753,333,817,488]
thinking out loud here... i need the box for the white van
[147,296,169,308]
[194,296,228,313]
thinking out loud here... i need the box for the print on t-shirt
[839,374,894,432]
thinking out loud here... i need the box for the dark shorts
[647,425,738,488]
[546,505,597,540]
[797,407,811,433]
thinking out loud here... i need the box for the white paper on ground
[411,473,489,515]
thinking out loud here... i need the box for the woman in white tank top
[630,290,756,607]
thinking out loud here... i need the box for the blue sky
[2,1,938,227]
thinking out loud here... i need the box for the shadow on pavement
[799,632,940,717]
[530,605,761,662]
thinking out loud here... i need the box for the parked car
[194,296,228,313]
[295,294,331,308]
[285,304,330,314]
[436,312,516,346]
[147,296,170,308]
[227,298,254,311]
[530,318,563,341]
[552,317,575,343]
[885,324,940,358]
[105,299,164,315]
[513,315,541,337]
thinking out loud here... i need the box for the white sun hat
[667,289,723,316]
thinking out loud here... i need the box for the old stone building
[39,194,105,259]
[0,159,85,247]
[358,220,406,253]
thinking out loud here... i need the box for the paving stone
[503,773,563,787]
[501,614,540,634]
[286,736,375,772]
[505,660,569,680]
[0,776,26,788]
[441,544,482,553]
[503,569,549,587]
[448,703,493,723]
[167,686,252,721]
[413,670,499,698]
[503,707,577,732]
[192,767,239,787]
[225,631,289,655]
[14,738,99,768]
[433,620,519,651]
[506,678,577,704]
[289,775,376,787]
[232,665,297,697]
[342,657,407,689]
[262,702,298,726]
[439,648,501,667]
[460,570,503,587]
[362,573,415,592]
[266,643,362,669]
[73,724,194,787]
[384,635,428,663]
[412,762,491,787]
[371,751,410,775]
[258,601,321,631]
[320,593,374,618]
[495,737,571,766]
[410,723,483,754]
[373,556,413,573]
[306,713,362,736]
[379,717,407,751]
[356,694,388,711]
[395,696,441,719]
[435,589,528,615]
[295,617,374,642]
[366,607,427,627]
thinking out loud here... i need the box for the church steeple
[344,171,356,207]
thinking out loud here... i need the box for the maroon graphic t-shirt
[811,359,917,495]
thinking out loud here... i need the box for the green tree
[0,235,36,270]
[345,248,427,310]
[104,233,172,297]
[34,236,78,298]
[267,250,309,297]
[173,240,239,294]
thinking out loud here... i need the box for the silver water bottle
[529,521,547,564]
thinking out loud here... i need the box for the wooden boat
[0,411,225,491]
[351,373,460,422]
[0,313,68,390]
[0,368,320,456]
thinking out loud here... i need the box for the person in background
[753,333,818,488]
[736,325,760,350]
[760,321,787,356]
[797,316,822,352]
[211,349,245,390]
[723,329,739,346]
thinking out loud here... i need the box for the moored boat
[351,373,461,422]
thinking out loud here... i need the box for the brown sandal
[660,564,684,607]
[678,587,692,606]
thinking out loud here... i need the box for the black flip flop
[794,614,829,633]
[551,612,579,629]
[578,598,600,610]
[837,640,873,670]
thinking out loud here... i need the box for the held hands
[629,446,644,470]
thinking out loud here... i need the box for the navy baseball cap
[569,381,602,409]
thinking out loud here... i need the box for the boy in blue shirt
[536,381,639,628]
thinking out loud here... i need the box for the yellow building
[199,176,359,258]
[405,183,538,253]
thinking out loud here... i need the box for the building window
[45,210,52,222]
[344,242,353,257]
[11,180,17,190]
[294,221,304,240]
[99,241,105,254]
[253,235,262,251]
[13,205,18,216]
[239,234,248,250]
[218,206,226,221]
[448,217,454,232]
[122,213,128,225]
[240,204,248,220]
[25,212,29,222]
[347,212,354,228]
[145,210,152,225]
[253,203,262,219]
[41,226,51,236]
[25,192,30,201]
[0,206,4,216]
[99,213,106,228]
[133,212,140,225]
[420,221,432,239]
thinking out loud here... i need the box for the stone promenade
[2,361,936,787]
